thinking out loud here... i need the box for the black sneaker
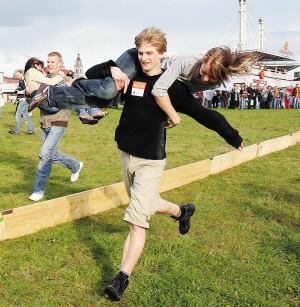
[9,130,19,134]
[26,132,35,135]
[172,203,195,235]
[105,271,129,301]
[28,84,50,112]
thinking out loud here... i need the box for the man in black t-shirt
[105,27,195,302]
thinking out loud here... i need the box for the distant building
[0,76,19,102]
[74,53,84,79]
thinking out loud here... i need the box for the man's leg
[19,100,35,133]
[121,223,146,275]
[31,128,55,198]
[10,102,22,133]
[105,152,165,301]
[31,126,71,198]
[49,126,80,174]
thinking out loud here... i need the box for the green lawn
[0,103,300,306]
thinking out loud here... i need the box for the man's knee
[39,152,52,163]
[129,223,145,234]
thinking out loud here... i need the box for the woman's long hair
[202,46,260,84]
[24,58,44,73]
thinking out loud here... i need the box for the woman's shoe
[93,112,109,120]
[79,117,98,125]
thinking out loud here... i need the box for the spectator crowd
[196,83,300,110]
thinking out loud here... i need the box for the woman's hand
[238,142,244,152]
[25,84,37,94]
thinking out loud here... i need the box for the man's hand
[238,142,244,152]
[110,67,130,93]
[26,84,37,95]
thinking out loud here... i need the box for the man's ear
[159,52,165,60]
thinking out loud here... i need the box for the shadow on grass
[0,150,37,199]
[72,214,127,298]
[0,150,37,175]
[0,150,98,203]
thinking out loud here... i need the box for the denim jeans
[240,97,246,110]
[255,97,260,109]
[294,97,299,109]
[48,48,140,110]
[273,98,279,109]
[13,99,35,133]
[76,107,100,117]
[32,126,80,194]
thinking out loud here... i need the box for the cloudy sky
[1,0,300,76]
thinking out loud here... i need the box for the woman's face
[199,57,218,84]
[35,64,43,72]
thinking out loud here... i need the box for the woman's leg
[169,82,242,149]
[47,49,139,110]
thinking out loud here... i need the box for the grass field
[0,103,300,306]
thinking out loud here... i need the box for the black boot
[105,271,129,301]
[171,203,195,235]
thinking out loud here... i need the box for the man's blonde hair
[48,51,62,61]
[135,27,167,53]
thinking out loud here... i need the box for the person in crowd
[292,84,299,109]
[266,86,274,109]
[8,70,35,135]
[0,87,4,118]
[273,87,280,109]
[194,91,203,105]
[287,86,294,108]
[284,86,291,109]
[221,90,229,108]
[229,84,240,109]
[27,53,83,202]
[240,85,247,110]
[103,27,244,302]
[211,90,218,108]
[254,85,261,109]
[247,83,255,109]
[279,88,285,109]
[261,85,268,109]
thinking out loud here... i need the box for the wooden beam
[1,131,300,242]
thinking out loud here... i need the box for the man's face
[16,72,22,80]
[47,56,62,74]
[137,43,164,76]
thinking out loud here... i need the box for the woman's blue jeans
[48,48,139,110]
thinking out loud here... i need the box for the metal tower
[239,0,246,51]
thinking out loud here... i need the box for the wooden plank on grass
[1,131,300,242]
[0,183,129,241]
[159,158,212,193]
[257,131,300,157]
